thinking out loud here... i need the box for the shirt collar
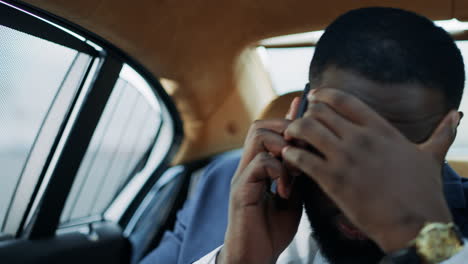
[313,251,327,264]
[443,163,467,209]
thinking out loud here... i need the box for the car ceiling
[24,0,468,163]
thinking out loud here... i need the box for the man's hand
[219,99,302,264]
[282,88,459,252]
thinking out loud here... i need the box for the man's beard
[298,177,385,264]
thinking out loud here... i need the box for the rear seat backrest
[258,91,302,120]
[448,160,468,178]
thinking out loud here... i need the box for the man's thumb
[286,97,301,120]
[419,110,459,162]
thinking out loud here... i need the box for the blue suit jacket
[141,149,468,264]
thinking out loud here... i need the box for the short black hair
[309,7,465,109]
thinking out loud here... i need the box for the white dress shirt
[194,212,468,264]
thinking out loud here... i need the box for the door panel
[0,222,129,264]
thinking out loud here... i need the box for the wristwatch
[385,222,464,264]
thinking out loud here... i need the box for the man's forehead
[314,67,447,142]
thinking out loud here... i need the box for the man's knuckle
[287,150,300,164]
[231,191,244,207]
[256,152,271,163]
[353,133,373,150]
[310,103,325,114]
[230,176,239,187]
[251,128,267,142]
[342,151,356,165]
[380,126,395,138]
[330,93,347,106]
[296,119,311,132]
[285,121,297,136]
[252,119,263,128]
[326,180,342,195]
[249,120,264,133]
[331,168,346,185]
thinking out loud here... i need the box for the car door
[0,1,183,263]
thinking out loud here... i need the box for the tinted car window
[261,46,315,95]
[61,65,163,224]
[449,40,468,158]
[0,1,179,242]
[0,24,90,232]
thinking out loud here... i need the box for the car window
[60,64,164,225]
[260,46,314,95]
[0,1,180,241]
[259,41,468,158]
[0,23,92,234]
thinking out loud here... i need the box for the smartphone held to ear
[269,84,313,196]
[295,83,311,119]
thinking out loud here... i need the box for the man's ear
[419,110,460,163]
[452,111,463,137]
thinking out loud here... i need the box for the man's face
[302,66,447,264]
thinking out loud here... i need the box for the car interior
[1,0,468,263]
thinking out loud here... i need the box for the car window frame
[0,0,183,240]
[0,0,100,236]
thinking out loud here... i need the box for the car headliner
[23,0,468,163]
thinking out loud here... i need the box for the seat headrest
[258,91,303,120]
[448,159,468,178]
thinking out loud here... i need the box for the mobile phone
[292,83,323,157]
[269,84,313,196]
[295,83,311,119]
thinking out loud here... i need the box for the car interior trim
[123,166,185,237]
[0,1,97,56]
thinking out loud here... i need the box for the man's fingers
[303,101,354,138]
[284,118,340,158]
[286,97,301,120]
[419,110,459,162]
[311,88,391,130]
[246,153,284,182]
[241,153,291,200]
[236,129,288,177]
[282,146,346,197]
[276,168,294,199]
[247,128,289,158]
[237,119,291,173]
[246,119,291,156]
[282,146,325,183]
[248,119,291,136]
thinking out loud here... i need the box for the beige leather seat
[258,91,302,120]
[448,160,468,178]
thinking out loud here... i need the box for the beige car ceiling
[25,0,468,163]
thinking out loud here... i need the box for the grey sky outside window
[262,41,468,158]
[60,65,163,225]
[263,47,315,95]
[0,24,86,232]
[452,41,468,158]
